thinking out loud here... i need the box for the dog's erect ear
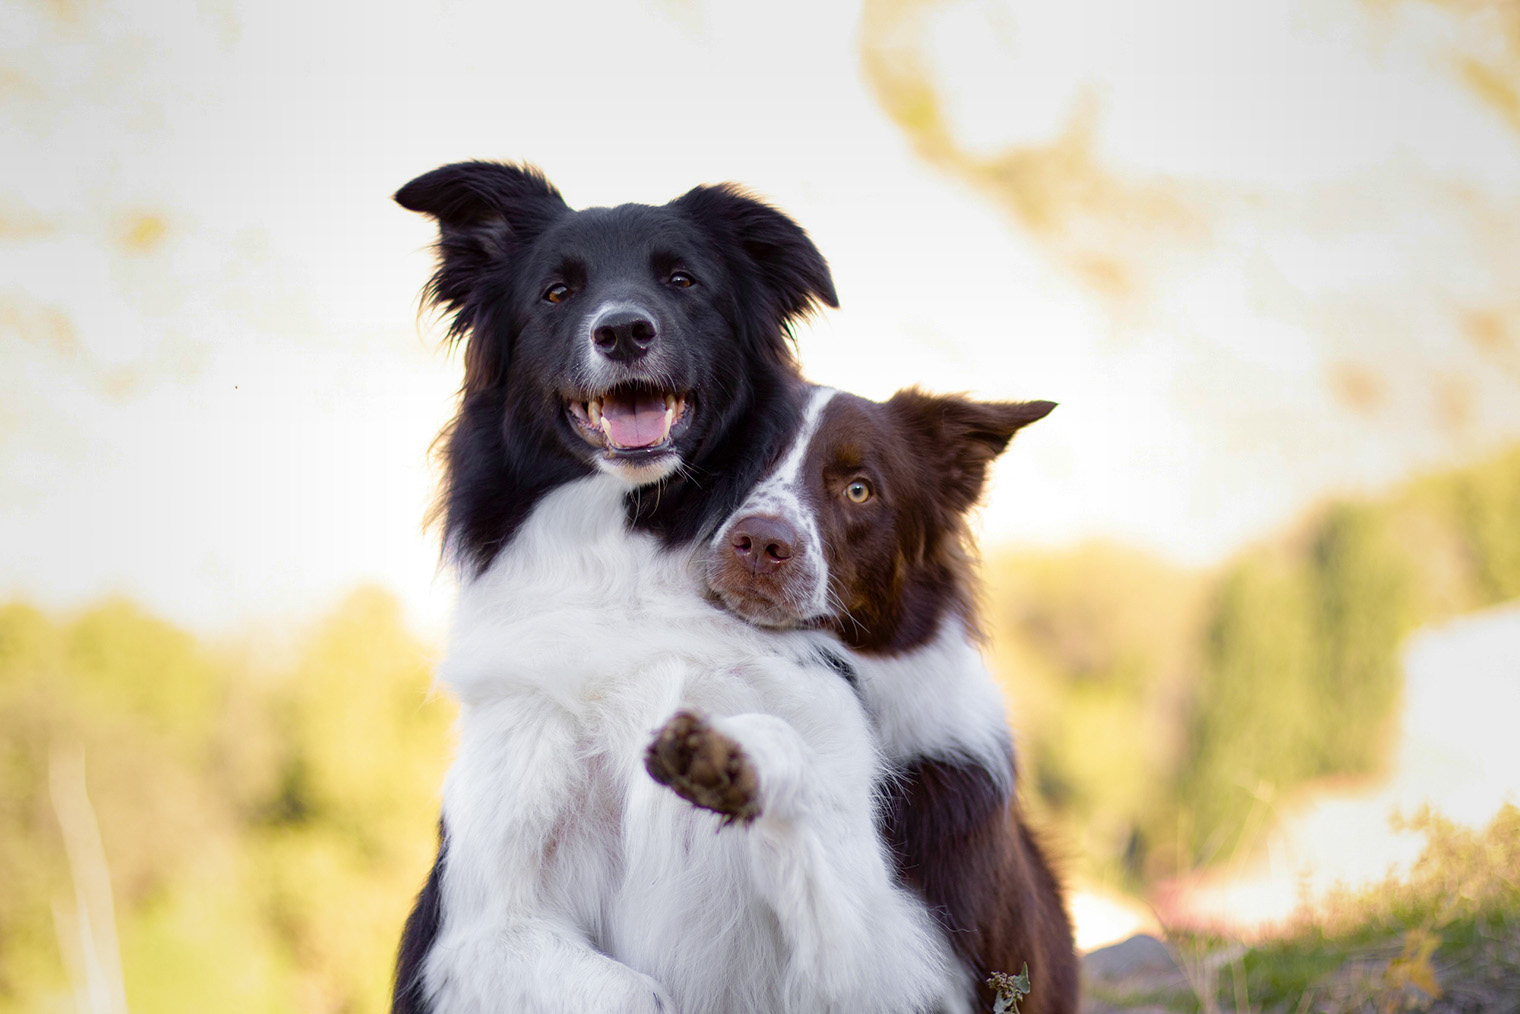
[673,184,838,329]
[888,389,1056,513]
[395,161,569,350]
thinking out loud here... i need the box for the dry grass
[1086,806,1520,1013]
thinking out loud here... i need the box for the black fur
[392,824,446,1014]
[812,644,859,686]
[390,162,837,1010]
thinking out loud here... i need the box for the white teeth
[576,391,685,449]
[663,394,683,439]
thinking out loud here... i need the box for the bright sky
[3,0,1518,635]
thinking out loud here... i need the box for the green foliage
[1179,503,1417,861]
[1421,445,1520,603]
[984,544,1204,883]
[987,963,1031,1014]
[986,441,1520,882]
[0,588,453,1013]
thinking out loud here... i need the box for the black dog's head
[396,162,837,572]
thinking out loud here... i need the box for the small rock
[1082,934,1181,983]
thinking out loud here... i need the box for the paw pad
[644,710,760,825]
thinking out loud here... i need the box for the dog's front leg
[422,698,678,1014]
[422,918,676,1014]
[646,708,961,1014]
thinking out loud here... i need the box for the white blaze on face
[714,386,838,621]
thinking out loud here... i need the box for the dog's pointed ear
[396,161,569,347]
[673,184,838,329]
[888,389,1056,512]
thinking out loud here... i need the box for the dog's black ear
[396,161,569,357]
[396,160,566,234]
[888,389,1056,512]
[673,184,838,331]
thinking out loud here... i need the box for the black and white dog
[391,163,963,1014]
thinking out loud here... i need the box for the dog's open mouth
[566,384,692,459]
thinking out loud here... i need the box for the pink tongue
[602,392,668,448]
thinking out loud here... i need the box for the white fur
[710,387,838,622]
[854,620,1015,786]
[425,474,963,1014]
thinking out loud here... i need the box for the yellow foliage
[1382,928,1443,1003]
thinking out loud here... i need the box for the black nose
[592,308,658,363]
[730,515,798,574]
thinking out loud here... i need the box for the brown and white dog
[689,385,1078,1014]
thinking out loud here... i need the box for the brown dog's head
[706,386,1053,653]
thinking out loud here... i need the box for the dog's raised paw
[644,710,760,825]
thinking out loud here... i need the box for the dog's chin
[710,586,810,630]
[593,450,683,486]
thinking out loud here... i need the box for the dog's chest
[440,479,863,1009]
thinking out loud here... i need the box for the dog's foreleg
[422,920,676,1014]
[425,698,679,1014]
[646,707,961,1014]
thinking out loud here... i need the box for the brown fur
[883,755,1077,1014]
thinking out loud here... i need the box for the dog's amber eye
[845,480,872,504]
[544,283,570,304]
[668,271,695,288]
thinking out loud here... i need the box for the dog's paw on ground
[644,710,760,825]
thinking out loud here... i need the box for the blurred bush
[986,442,1520,885]
[0,588,453,1013]
[1090,805,1520,1012]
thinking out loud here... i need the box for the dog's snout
[729,515,798,574]
[591,308,658,363]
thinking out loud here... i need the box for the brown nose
[729,515,797,574]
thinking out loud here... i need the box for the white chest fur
[424,476,963,1014]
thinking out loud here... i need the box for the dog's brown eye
[845,480,872,504]
[669,271,695,288]
[544,283,571,304]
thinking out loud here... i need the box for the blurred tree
[0,589,452,1014]
[985,443,1520,883]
